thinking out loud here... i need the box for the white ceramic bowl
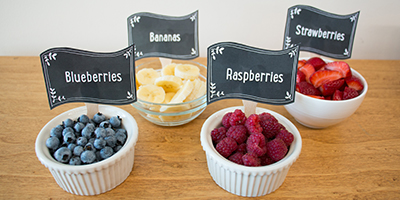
[284,68,368,129]
[35,105,139,196]
[200,106,302,197]
[132,59,207,126]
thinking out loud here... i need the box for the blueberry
[92,112,106,124]
[46,136,60,150]
[63,118,74,128]
[114,145,123,152]
[76,137,88,146]
[80,150,96,164]
[62,127,75,137]
[109,116,121,128]
[94,138,106,149]
[99,121,110,129]
[74,122,85,133]
[77,114,90,124]
[50,125,63,138]
[68,143,76,151]
[100,146,114,159]
[88,138,95,145]
[82,126,94,139]
[84,143,95,151]
[95,151,102,161]
[115,128,127,135]
[54,147,72,163]
[73,145,84,156]
[115,131,127,145]
[94,127,106,138]
[69,156,82,165]
[105,128,115,137]
[63,132,76,144]
[104,135,117,147]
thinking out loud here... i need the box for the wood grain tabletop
[0,56,399,199]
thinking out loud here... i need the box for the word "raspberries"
[211,109,294,167]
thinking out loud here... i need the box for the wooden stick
[85,103,99,118]
[242,100,257,117]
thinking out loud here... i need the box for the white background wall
[1,0,399,60]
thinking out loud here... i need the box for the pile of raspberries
[211,109,294,167]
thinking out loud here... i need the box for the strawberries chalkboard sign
[283,5,360,59]
[207,42,299,105]
[40,46,136,109]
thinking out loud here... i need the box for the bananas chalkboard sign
[284,5,360,59]
[40,46,136,109]
[207,42,299,105]
[127,11,199,60]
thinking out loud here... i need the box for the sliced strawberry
[345,76,364,91]
[306,57,326,70]
[296,70,306,83]
[325,61,352,78]
[332,90,343,100]
[343,87,359,100]
[296,81,322,96]
[307,95,325,99]
[309,70,343,88]
[299,63,315,83]
[319,79,345,96]
[325,95,332,100]
[298,59,307,69]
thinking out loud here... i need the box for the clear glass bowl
[131,59,207,126]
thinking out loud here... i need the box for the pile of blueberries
[45,113,127,165]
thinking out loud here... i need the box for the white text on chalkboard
[149,32,181,43]
[295,25,345,41]
[65,71,122,83]
[226,68,284,84]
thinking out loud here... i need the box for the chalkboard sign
[283,5,360,59]
[127,10,199,60]
[207,42,299,105]
[40,46,136,109]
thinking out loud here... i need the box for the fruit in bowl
[285,57,368,129]
[201,106,302,197]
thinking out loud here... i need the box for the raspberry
[276,129,294,147]
[266,138,288,162]
[211,127,227,144]
[221,112,232,129]
[226,125,247,144]
[237,143,247,154]
[260,154,275,166]
[216,137,238,158]
[229,109,247,126]
[228,152,244,165]
[242,153,261,167]
[246,133,267,157]
[245,114,263,134]
[260,119,284,139]
[259,112,278,123]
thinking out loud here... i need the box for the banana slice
[154,75,183,93]
[185,79,206,102]
[163,92,176,103]
[137,84,165,103]
[136,68,160,85]
[161,63,178,76]
[159,80,193,112]
[174,64,200,80]
[158,104,192,122]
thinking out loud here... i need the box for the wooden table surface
[0,56,399,199]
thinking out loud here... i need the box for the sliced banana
[185,79,206,102]
[174,64,200,80]
[136,68,160,85]
[158,104,192,122]
[137,84,165,103]
[163,92,176,103]
[159,80,193,112]
[154,75,183,93]
[161,63,178,76]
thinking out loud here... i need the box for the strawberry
[298,59,307,69]
[309,70,343,88]
[307,95,325,99]
[306,57,326,70]
[332,90,343,100]
[343,87,359,100]
[296,70,306,83]
[324,61,352,78]
[345,76,364,91]
[319,79,345,96]
[299,63,315,83]
[296,81,322,96]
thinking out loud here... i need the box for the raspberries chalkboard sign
[283,5,360,59]
[206,42,299,105]
[127,10,199,60]
[40,45,136,109]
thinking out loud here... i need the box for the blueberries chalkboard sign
[40,46,136,109]
[283,5,360,59]
[207,42,299,105]
[127,10,199,60]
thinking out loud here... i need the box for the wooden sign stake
[242,100,257,117]
[159,57,172,68]
[85,103,99,118]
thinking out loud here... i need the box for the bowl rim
[200,106,302,173]
[35,105,139,172]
